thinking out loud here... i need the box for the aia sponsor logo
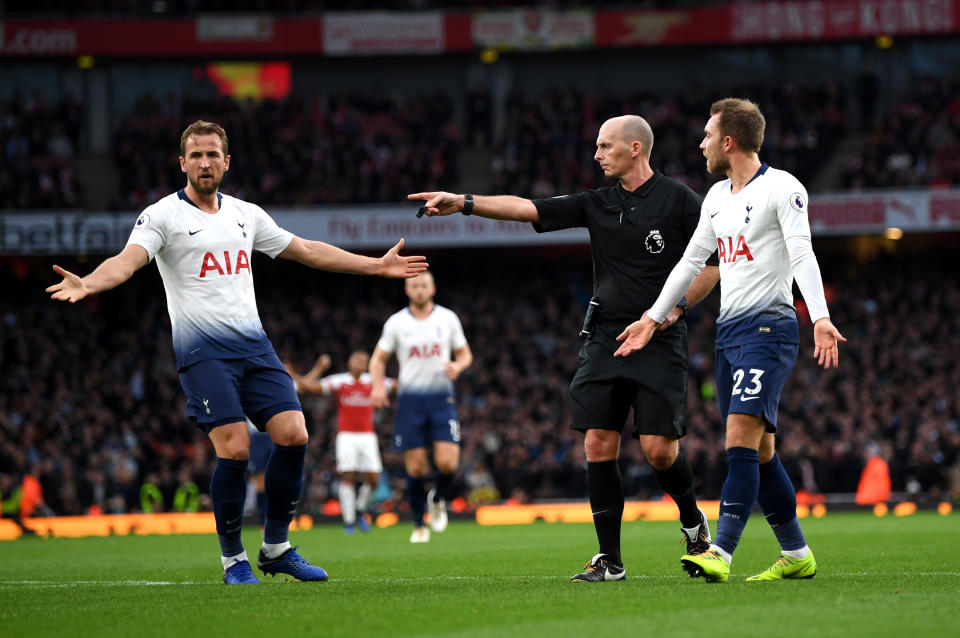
[408,343,442,359]
[199,250,250,277]
[717,236,754,264]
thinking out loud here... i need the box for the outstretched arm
[46,244,149,303]
[408,192,540,223]
[279,237,427,278]
[284,355,331,394]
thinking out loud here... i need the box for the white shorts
[336,431,383,473]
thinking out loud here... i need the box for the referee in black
[409,114,720,582]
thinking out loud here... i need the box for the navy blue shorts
[248,430,274,473]
[715,341,798,431]
[392,391,460,450]
[178,352,301,433]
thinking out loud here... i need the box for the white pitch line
[0,580,206,587]
[2,572,958,588]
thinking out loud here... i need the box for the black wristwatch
[677,295,689,318]
[462,194,474,215]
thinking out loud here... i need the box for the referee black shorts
[569,318,688,439]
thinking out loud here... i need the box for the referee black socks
[587,460,625,565]
[653,451,702,529]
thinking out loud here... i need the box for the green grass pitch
[1,512,956,637]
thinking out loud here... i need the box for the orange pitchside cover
[856,456,892,505]
[0,513,314,541]
[19,475,44,517]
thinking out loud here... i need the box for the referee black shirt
[532,171,716,324]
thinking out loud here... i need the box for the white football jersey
[126,189,293,369]
[691,164,809,347]
[375,305,467,394]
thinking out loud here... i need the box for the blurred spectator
[112,90,458,209]
[489,82,846,198]
[843,76,960,190]
[0,92,83,209]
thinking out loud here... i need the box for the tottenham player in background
[46,120,428,585]
[370,271,473,543]
[286,351,396,534]
[615,98,846,583]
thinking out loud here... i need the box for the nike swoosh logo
[189,229,203,235]
[225,517,241,525]
[739,396,760,401]
[722,501,743,507]
[710,211,720,218]
[591,509,609,516]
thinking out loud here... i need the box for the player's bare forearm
[47,245,147,302]
[280,236,427,278]
[447,345,473,379]
[658,266,720,330]
[80,246,148,293]
[408,192,540,223]
[455,344,473,371]
[684,265,720,307]
[303,354,331,383]
[369,347,391,407]
[296,377,325,394]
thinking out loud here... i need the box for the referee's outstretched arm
[409,191,539,223]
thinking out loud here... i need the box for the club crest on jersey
[199,249,251,277]
[134,213,150,228]
[790,192,806,213]
[237,220,247,238]
[745,203,753,223]
[717,235,754,264]
[645,229,665,254]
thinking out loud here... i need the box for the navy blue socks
[587,460,625,565]
[211,457,247,557]
[408,475,427,527]
[714,447,760,557]
[263,444,306,545]
[434,471,455,502]
[757,454,807,551]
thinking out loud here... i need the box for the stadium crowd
[843,76,960,190]
[0,91,83,210]
[113,90,459,210]
[1,248,957,520]
[7,75,960,211]
[487,82,847,199]
[114,82,844,209]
